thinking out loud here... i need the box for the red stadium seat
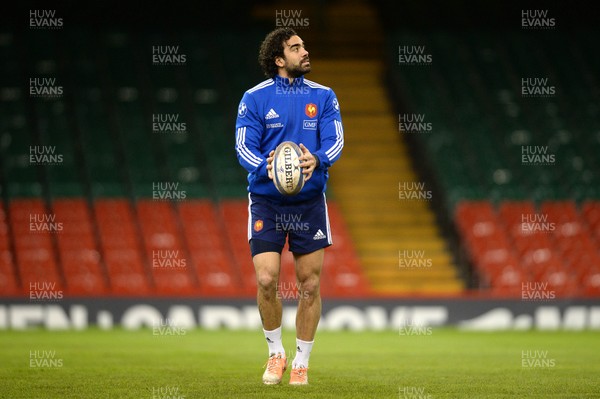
[178,200,242,296]
[95,199,152,295]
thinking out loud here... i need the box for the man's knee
[298,274,321,298]
[253,252,281,297]
[256,270,278,294]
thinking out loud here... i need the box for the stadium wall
[1,298,599,331]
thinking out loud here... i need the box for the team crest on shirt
[305,103,317,118]
[254,220,264,232]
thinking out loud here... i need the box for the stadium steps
[301,0,463,294]
[309,59,463,295]
[251,1,383,59]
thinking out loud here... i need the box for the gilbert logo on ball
[273,141,304,196]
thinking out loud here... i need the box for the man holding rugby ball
[234,27,344,385]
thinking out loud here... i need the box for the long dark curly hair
[258,27,297,78]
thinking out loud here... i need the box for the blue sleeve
[235,92,268,178]
[314,90,344,169]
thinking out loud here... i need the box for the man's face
[277,35,310,78]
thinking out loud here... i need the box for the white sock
[263,326,285,356]
[292,338,314,369]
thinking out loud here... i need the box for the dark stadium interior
[2,0,600,299]
[2,2,600,397]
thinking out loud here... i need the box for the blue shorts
[248,193,332,256]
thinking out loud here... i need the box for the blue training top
[235,74,344,204]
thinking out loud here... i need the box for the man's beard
[284,60,311,78]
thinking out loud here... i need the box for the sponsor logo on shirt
[303,120,317,130]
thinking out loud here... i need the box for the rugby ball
[272,141,304,196]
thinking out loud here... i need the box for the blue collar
[274,74,304,87]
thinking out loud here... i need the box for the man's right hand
[266,150,275,180]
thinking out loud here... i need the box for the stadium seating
[0,28,369,299]
[0,197,368,298]
[10,199,62,294]
[456,200,600,296]
[0,203,19,296]
[95,199,150,295]
[53,199,107,295]
[385,30,600,297]
[2,22,599,299]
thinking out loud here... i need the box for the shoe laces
[292,367,307,376]
[265,354,283,373]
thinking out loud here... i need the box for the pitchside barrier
[1,298,599,331]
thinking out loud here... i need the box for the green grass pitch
[0,328,599,398]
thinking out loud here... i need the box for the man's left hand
[298,143,317,181]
